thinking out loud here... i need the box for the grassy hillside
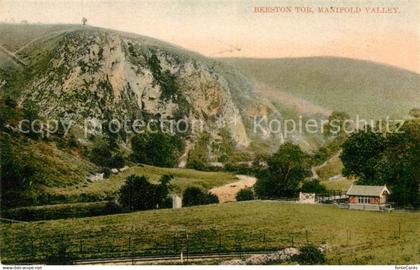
[221,57,420,119]
[0,24,81,51]
[315,154,354,191]
[43,165,238,203]
[1,201,418,264]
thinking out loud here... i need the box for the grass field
[315,154,355,192]
[1,201,418,264]
[44,165,238,203]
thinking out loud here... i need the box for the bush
[236,188,254,201]
[206,192,219,204]
[297,245,326,265]
[90,142,113,167]
[110,153,125,168]
[89,142,126,168]
[102,167,111,178]
[182,187,219,207]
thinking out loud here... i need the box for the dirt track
[209,175,257,203]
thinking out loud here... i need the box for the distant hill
[221,57,420,119]
[0,24,79,51]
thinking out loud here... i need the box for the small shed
[346,185,391,211]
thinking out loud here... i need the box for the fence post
[79,240,83,255]
[186,233,189,262]
[173,235,176,253]
[218,232,222,251]
[398,222,401,239]
[305,230,309,244]
[290,233,294,247]
[263,233,266,251]
[31,238,35,259]
[128,237,131,252]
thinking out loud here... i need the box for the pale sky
[1,0,419,73]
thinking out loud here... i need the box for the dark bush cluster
[89,142,125,168]
[118,174,173,211]
[297,245,326,265]
[130,132,183,168]
[182,187,219,207]
[235,188,255,201]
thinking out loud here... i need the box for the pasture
[1,201,418,264]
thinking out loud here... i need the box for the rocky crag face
[1,26,322,163]
[15,29,254,148]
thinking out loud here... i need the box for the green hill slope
[221,57,420,119]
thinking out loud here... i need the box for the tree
[323,111,351,136]
[255,143,310,198]
[118,175,172,211]
[374,120,419,207]
[182,187,219,207]
[131,131,183,167]
[89,142,113,167]
[0,135,36,208]
[187,133,210,170]
[89,140,126,168]
[216,128,235,162]
[236,188,254,201]
[21,101,41,139]
[130,133,149,164]
[340,121,420,207]
[340,128,386,182]
[109,152,125,169]
[301,179,327,194]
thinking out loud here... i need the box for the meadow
[1,201,418,264]
[44,165,238,203]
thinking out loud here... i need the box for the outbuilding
[346,185,391,211]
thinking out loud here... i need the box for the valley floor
[1,201,419,264]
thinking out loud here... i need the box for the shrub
[102,167,111,178]
[110,153,125,168]
[206,192,219,204]
[297,245,326,265]
[90,142,113,167]
[236,188,254,201]
[182,187,219,207]
[89,142,126,168]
